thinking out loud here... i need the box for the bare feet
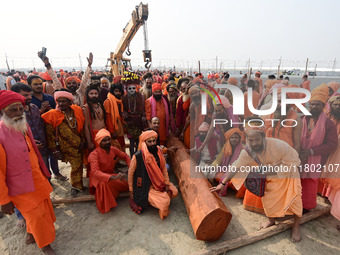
[16,219,26,228]
[291,222,301,242]
[25,233,35,245]
[336,225,340,232]
[260,218,275,229]
[42,245,56,255]
[70,188,79,198]
[324,197,331,205]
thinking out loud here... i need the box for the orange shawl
[107,93,124,132]
[41,105,85,133]
[223,128,243,156]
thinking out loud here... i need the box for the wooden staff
[51,193,130,205]
[194,206,331,255]
[167,135,232,242]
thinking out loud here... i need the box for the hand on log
[210,183,224,193]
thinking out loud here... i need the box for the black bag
[243,147,266,197]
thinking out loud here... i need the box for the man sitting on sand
[210,121,303,242]
[88,129,130,214]
[128,130,178,219]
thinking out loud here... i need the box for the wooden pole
[194,206,331,255]
[313,64,317,78]
[51,193,129,205]
[168,135,232,242]
[249,68,252,79]
[198,60,201,74]
[304,58,309,75]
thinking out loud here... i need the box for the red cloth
[0,90,25,110]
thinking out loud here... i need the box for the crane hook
[145,60,151,69]
[126,45,131,56]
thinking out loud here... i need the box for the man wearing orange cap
[88,129,130,214]
[0,90,56,254]
[145,83,171,145]
[128,130,178,219]
[211,119,303,242]
[41,90,86,197]
[300,84,338,212]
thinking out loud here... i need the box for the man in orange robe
[301,74,311,91]
[128,131,178,219]
[145,83,170,145]
[104,83,125,151]
[88,129,130,214]
[0,90,56,254]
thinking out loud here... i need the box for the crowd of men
[0,51,339,254]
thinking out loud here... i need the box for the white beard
[1,113,28,133]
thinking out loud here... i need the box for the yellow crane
[108,2,152,77]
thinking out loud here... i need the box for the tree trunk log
[167,135,232,242]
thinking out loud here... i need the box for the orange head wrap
[138,130,158,151]
[95,129,111,146]
[244,119,265,134]
[310,83,329,104]
[65,76,81,85]
[328,81,340,93]
[329,95,340,105]
[223,128,243,156]
[228,77,238,85]
[152,83,162,93]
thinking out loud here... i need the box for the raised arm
[37,51,62,90]
[77,52,93,97]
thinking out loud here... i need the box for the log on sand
[167,135,232,242]
[194,206,331,255]
[51,193,129,205]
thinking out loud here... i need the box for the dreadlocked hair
[85,83,106,122]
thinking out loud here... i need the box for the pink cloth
[150,96,170,136]
[301,112,327,209]
[329,189,340,221]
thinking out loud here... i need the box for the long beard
[147,145,158,154]
[168,95,177,103]
[331,109,340,120]
[144,87,152,99]
[1,113,28,133]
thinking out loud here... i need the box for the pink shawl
[150,96,170,135]
[301,111,327,178]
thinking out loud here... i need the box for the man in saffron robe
[254,71,263,95]
[321,96,340,230]
[104,83,125,151]
[128,131,178,219]
[300,84,338,211]
[145,83,171,145]
[41,90,86,197]
[301,74,311,92]
[88,129,130,214]
[211,122,303,242]
[211,128,246,198]
[0,90,56,254]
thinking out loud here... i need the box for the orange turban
[228,77,238,85]
[65,76,81,85]
[54,91,74,102]
[138,130,158,150]
[310,83,329,104]
[152,83,162,93]
[329,95,340,105]
[198,122,210,132]
[328,81,340,93]
[42,72,52,81]
[95,129,111,145]
[224,128,243,156]
[0,90,25,110]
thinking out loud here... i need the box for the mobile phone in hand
[40,47,47,59]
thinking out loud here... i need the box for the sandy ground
[0,160,339,255]
[1,76,340,254]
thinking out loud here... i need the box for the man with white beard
[0,90,56,254]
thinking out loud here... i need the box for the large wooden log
[194,206,331,255]
[167,135,232,242]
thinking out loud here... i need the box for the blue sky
[1,0,339,70]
